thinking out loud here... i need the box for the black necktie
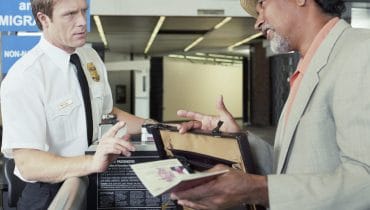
[70,54,93,145]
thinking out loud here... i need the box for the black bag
[147,123,264,210]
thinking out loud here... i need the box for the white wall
[105,59,150,119]
[352,8,370,29]
[163,57,243,121]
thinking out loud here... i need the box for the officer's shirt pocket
[46,96,83,143]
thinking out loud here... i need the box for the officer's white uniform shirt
[1,36,113,180]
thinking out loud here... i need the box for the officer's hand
[92,121,135,173]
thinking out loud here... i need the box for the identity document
[130,159,228,197]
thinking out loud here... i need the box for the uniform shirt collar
[39,35,76,71]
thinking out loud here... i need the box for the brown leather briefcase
[147,123,264,210]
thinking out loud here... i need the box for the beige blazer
[267,20,370,210]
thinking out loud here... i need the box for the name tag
[58,99,73,110]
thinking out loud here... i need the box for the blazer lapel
[276,20,350,173]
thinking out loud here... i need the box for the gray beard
[270,31,291,53]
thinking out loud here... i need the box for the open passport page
[130,158,229,197]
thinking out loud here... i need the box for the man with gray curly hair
[171,0,370,209]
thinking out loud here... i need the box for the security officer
[1,0,148,209]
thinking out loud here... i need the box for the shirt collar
[39,35,76,71]
[296,17,340,75]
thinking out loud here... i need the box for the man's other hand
[176,95,241,133]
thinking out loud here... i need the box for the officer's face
[40,0,88,53]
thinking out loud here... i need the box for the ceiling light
[167,54,241,66]
[185,56,208,61]
[231,48,250,56]
[215,58,234,63]
[93,15,108,48]
[184,36,204,52]
[213,17,232,30]
[144,16,166,54]
[208,53,242,60]
[168,54,185,59]
[228,32,263,50]
[195,52,206,56]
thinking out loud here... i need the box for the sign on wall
[0,0,38,32]
[1,35,40,74]
[0,0,92,74]
[0,0,91,32]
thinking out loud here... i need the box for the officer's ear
[36,12,50,30]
